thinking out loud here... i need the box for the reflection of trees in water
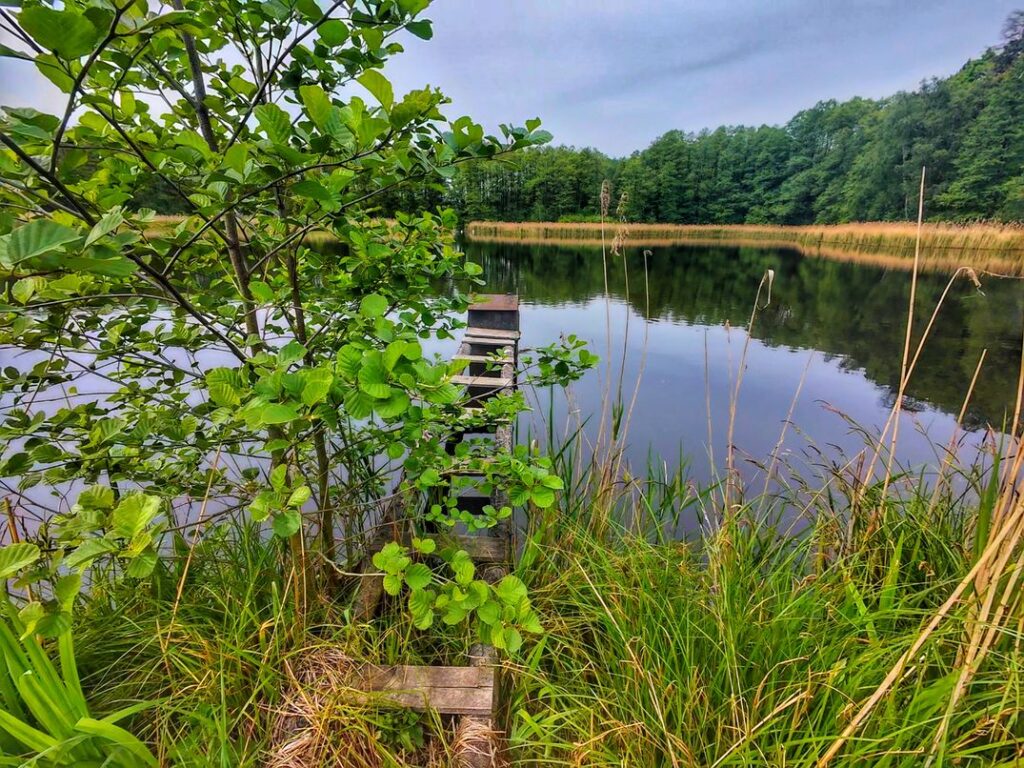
[466,241,1024,430]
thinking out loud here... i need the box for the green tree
[0,0,573,642]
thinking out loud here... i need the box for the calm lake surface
[453,240,1023,487]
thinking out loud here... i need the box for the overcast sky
[384,0,1018,155]
[1,1,1017,156]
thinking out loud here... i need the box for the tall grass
[507,482,1023,766]
[45,185,1024,766]
[465,220,1024,275]
[496,178,1024,766]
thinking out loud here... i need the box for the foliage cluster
[0,0,594,762]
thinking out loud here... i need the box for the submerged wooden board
[354,664,495,716]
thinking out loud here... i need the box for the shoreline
[464,220,1024,276]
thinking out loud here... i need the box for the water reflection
[462,240,1023,484]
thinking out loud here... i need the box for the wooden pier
[348,294,520,767]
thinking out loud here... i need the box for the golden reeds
[465,220,1024,275]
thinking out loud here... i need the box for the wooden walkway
[349,294,520,767]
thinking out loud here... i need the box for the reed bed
[466,220,1024,275]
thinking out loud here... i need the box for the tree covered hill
[446,14,1024,225]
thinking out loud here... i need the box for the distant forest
[136,14,1024,225]
[440,13,1024,225]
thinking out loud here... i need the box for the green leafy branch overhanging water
[0,0,597,760]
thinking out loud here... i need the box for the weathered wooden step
[465,327,520,341]
[353,664,494,716]
[450,375,513,391]
[453,353,514,364]
[454,534,507,563]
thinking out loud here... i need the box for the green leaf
[383,573,403,596]
[287,485,311,507]
[8,219,79,262]
[292,179,336,204]
[296,0,322,20]
[426,383,461,405]
[531,486,556,509]
[450,550,474,586]
[73,718,157,766]
[318,19,349,46]
[125,548,158,578]
[412,537,436,555]
[357,70,394,111]
[409,588,435,629]
[540,474,564,490]
[336,345,363,378]
[248,492,272,522]
[359,293,388,318]
[299,84,333,129]
[0,43,33,62]
[0,708,58,753]
[78,485,115,510]
[477,599,500,626]
[11,277,39,304]
[270,464,287,491]
[254,103,292,144]
[504,626,524,653]
[64,537,118,570]
[84,209,124,247]
[89,417,124,445]
[250,280,274,303]
[404,563,432,591]
[54,573,81,609]
[206,367,241,407]
[357,355,391,399]
[301,368,333,406]
[376,391,410,418]
[494,575,528,606]
[277,340,307,366]
[442,603,468,625]
[259,403,300,425]
[19,6,100,59]
[343,387,374,419]
[271,510,301,538]
[406,20,433,40]
[0,543,40,579]
[519,608,544,634]
[63,255,136,277]
[111,494,160,540]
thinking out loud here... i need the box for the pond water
[454,240,1024,487]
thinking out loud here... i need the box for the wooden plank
[465,328,520,341]
[455,534,507,563]
[354,665,495,716]
[453,353,514,364]
[468,294,519,312]
[450,375,513,389]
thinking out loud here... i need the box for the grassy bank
[10,211,1024,766]
[466,220,1024,275]
[58,431,1024,766]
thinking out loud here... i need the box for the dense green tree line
[443,18,1024,225]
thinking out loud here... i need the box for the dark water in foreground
[451,240,1023,486]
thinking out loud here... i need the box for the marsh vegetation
[0,1,1023,767]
